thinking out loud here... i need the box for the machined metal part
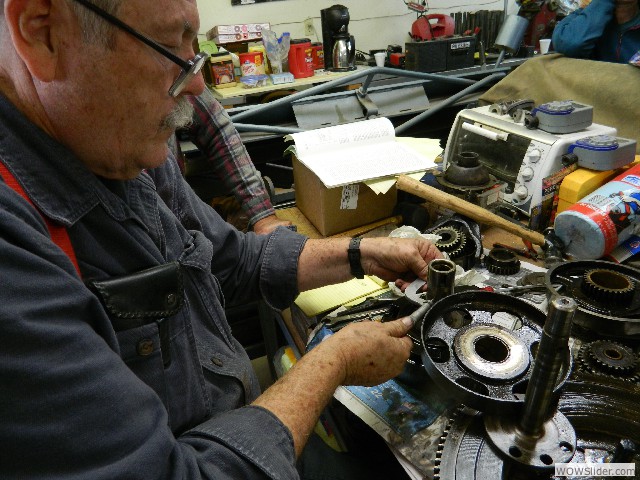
[434,379,640,480]
[432,225,469,260]
[400,259,457,386]
[432,226,465,251]
[420,291,571,414]
[483,297,577,469]
[484,410,576,469]
[582,268,636,305]
[546,260,640,337]
[426,258,457,302]
[577,340,640,382]
[520,296,576,436]
[484,247,521,275]
[453,324,530,381]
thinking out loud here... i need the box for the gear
[578,340,640,382]
[483,247,521,275]
[581,268,636,305]
[433,226,467,258]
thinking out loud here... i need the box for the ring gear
[581,268,636,305]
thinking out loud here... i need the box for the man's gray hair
[67,0,123,48]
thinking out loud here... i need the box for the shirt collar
[0,92,138,226]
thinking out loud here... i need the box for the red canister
[288,38,314,79]
[239,51,265,77]
[310,42,324,70]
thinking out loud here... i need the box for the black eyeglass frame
[71,0,208,96]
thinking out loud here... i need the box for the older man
[0,0,441,478]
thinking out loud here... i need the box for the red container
[239,51,265,77]
[288,39,314,79]
[311,42,324,70]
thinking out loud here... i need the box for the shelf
[210,66,369,101]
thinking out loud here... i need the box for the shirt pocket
[89,262,210,430]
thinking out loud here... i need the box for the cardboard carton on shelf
[292,156,397,237]
[206,23,270,44]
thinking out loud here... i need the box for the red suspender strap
[0,161,81,277]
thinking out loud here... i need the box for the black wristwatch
[348,237,365,279]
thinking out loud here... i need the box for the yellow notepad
[294,276,388,317]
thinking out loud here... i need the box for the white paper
[340,184,359,210]
[285,118,437,188]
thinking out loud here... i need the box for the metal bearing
[453,323,530,381]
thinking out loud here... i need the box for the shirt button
[137,339,154,356]
[166,293,178,308]
[211,357,223,367]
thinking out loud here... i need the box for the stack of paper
[285,117,438,189]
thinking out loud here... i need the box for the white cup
[539,39,551,55]
[374,52,386,67]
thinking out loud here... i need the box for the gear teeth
[433,226,469,260]
[483,247,521,275]
[433,226,463,250]
[433,407,463,480]
[581,268,636,305]
[577,341,640,382]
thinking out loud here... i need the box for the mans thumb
[385,316,415,337]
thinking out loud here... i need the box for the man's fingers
[383,316,415,338]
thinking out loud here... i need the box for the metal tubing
[233,123,303,134]
[394,73,506,135]
[518,296,576,437]
[494,49,507,69]
[230,67,480,123]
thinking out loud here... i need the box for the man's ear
[5,0,61,82]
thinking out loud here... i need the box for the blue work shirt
[552,0,640,63]
[0,92,306,479]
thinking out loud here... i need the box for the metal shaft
[426,258,457,301]
[408,259,456,326]
[519,296,576,437]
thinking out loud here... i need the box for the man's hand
[297,236,442,292]
[360,237,443,290]
[320,317,415,386]
[252,316,414,457]
[252,215,293,235]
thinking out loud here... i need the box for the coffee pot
[332,32,356,71]
[321,4,357,72]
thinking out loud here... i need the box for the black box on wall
[405,36,476,73]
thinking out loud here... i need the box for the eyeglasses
[71,0,208,97]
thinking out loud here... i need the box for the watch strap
[348,237,365,279]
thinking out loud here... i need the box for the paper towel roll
[555,163,640,259]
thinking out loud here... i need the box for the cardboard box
[292,156,397,236]
[206,23,270,43]
[211,33,264,44]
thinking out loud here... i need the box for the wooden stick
[396,175,546,246]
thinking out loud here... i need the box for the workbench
[266,204,545,359]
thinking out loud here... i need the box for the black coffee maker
[321,4,356,72]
